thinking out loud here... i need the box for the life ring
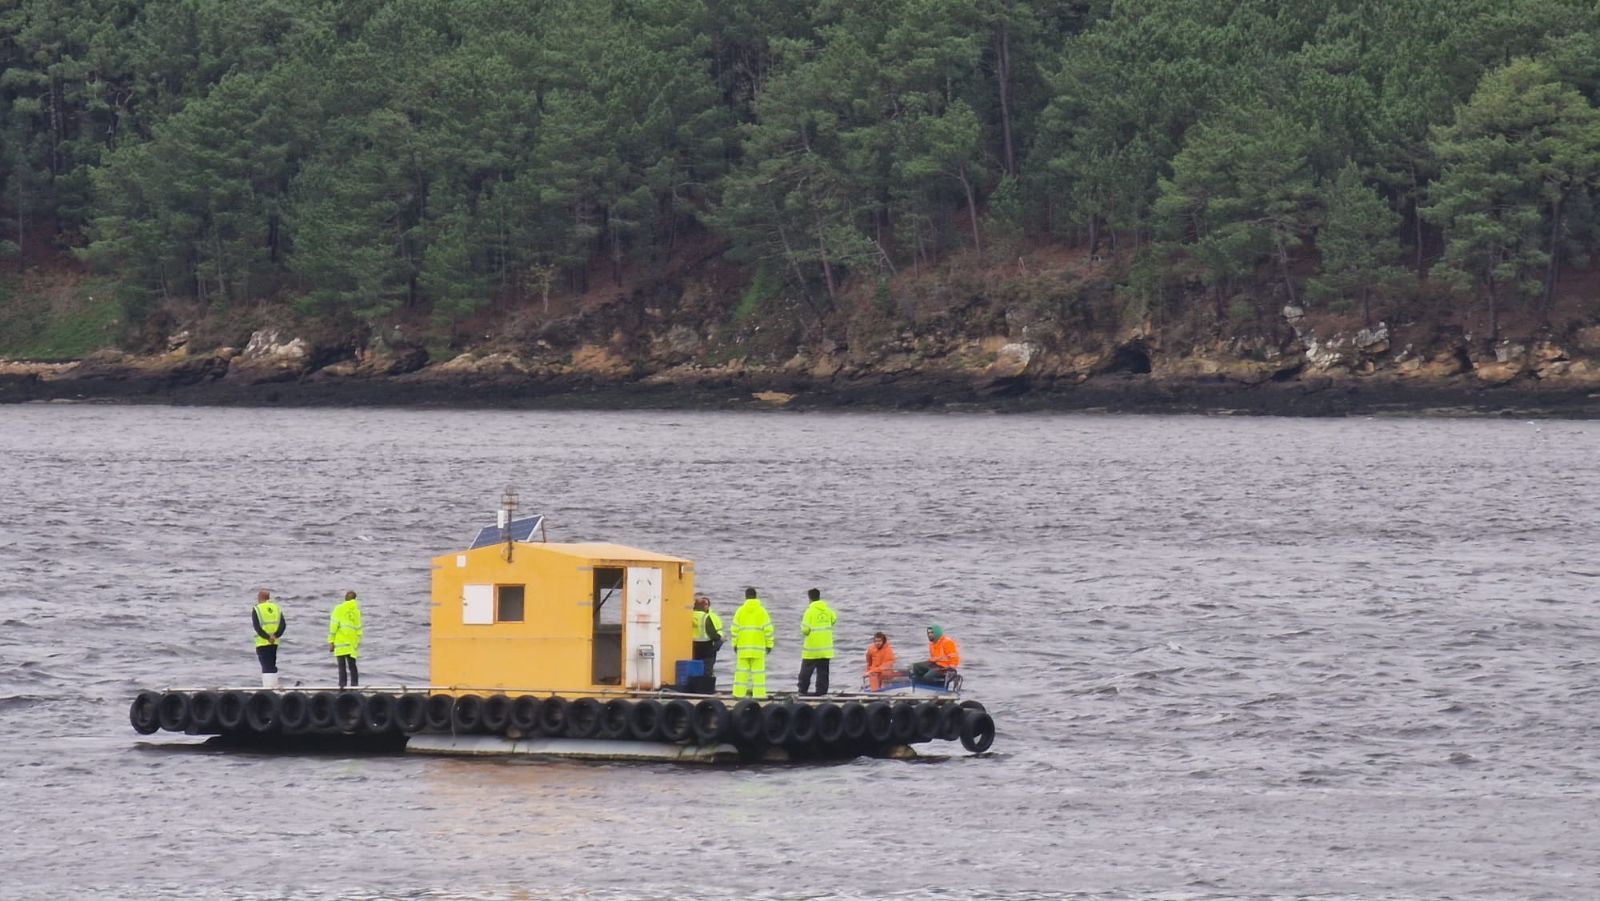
[245,691,281,733]
[481,694,512,733]
[936,703,964,741]
[451,694,484,733]
[308,692,338,729]
[537,697,568,734]
[333,691,365,732]
[157,692,191,733]
[395,694,428,734]
[890,701,919,743]
[566,698,602,739]
[959,710,995,753]
[424,694,454,732]
[731,699,763,743]
[188,691,220,731]
[912,702,941,742]
[363,693,397,733]
[661,699,696,743]
[760,703,790,744]
[784,703,818,743]
[277,691,311,731]
[814,703,845,744]
[863,701,894,742]
[692,699,730,743]
[599,699,632,738]
[129,691,161,734]
[839,701,868,741]
[629,699,664,740]
[511,695,543,735]
[216,690,249,731]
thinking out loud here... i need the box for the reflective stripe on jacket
[800,600,837,659]
[731,599,774,653]
[928,635,960,668]
[328,599,363,658]
[253,602,282,648]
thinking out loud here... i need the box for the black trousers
[798,658,830,695]
[337,655,359,688]
[692,640,719,675]
[256,645,279,674]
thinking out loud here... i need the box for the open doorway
[592,567,624,684]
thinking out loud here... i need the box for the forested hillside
[5,0,1600,364]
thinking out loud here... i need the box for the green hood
[928,624,943,640]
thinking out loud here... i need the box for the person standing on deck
[731,588,774,699]
[328,590,363,689]
[797,588,837,695]
[691,594,724,676]
[252,589,286,689]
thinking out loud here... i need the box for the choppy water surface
[2,406,1598,899]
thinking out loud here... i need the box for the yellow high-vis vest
[253,602,282,648]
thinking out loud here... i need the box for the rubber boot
[261,673,273,689]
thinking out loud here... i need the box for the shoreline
[5,364,1599,417]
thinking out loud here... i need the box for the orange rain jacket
[866,640,897,690]
[927,635,960,668]
[866,641,896,674]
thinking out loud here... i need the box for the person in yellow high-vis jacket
[327,590,363,689]
[797,587,837,695]
[691,594,725,677]
[731,588,774,699]
[252,589,287,689]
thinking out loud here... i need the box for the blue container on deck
[675,660,705,687]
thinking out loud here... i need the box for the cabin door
[624,567,662,690]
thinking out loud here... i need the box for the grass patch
[735,263,780,320]
[0,275,124,360]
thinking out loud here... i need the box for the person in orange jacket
[865,632,897,691]
[911,624,960,686]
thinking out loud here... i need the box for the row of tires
[130,690,997,753]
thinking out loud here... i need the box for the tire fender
[567,698,603,739]
[691,699,730,743]
[661,699,695,743]
[959,710,996,753]
[157,692,192,733]
[278,691,312,731]
[130,691,161,735]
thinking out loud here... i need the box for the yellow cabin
[430,515,695,695]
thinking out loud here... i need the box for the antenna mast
[500,488,519,561]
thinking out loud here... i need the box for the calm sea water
[2,406,1597,900]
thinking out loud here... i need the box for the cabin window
[592,567,624,685]
[497,585,525,623]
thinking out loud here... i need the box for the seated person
[910,624,960,686]
[865,631,897,690]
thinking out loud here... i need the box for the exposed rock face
[1284,305,1392,374]
[228,329,313,383]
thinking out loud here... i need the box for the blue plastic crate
[675,659,704,685]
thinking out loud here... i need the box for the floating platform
[129,686,996,763]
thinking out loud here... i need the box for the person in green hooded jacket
[911,624,961,686]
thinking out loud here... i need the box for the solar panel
[470,515,545,549]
